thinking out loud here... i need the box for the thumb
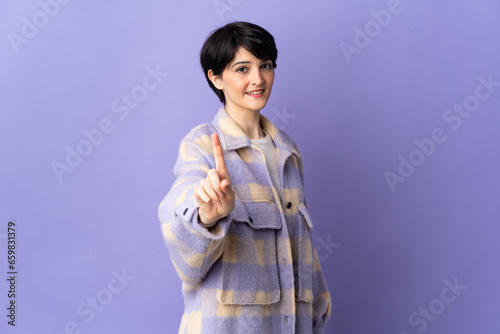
[220,178,232,194]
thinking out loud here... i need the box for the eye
[236,66,247,73]
[261,63,273,69]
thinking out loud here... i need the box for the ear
[208,70,223,90]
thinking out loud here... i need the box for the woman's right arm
[158,130,235,288]
[194,133,235,226]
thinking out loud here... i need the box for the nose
[251,68,264,85]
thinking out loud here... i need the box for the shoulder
[176,122,217,159]
[260,112,302,158]
[182,122,217,142]
[278,128,300,150]
[274,127,304,162]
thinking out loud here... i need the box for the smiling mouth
[246,90,264,95]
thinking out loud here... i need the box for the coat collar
[211,106,300,158]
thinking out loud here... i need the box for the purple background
[1,0,499,333]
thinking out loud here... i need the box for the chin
[248,99,269,111]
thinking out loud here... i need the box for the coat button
[183,208,188,215]
[249,216,253,223]
[286,202,292,209]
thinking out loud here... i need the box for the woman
[159,21,331,333]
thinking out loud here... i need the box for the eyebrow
[230,59,272,69]
[230,61,250,69]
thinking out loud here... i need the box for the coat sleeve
[311,248,332,332]
[291,136,332,332]
[158,130,233,288]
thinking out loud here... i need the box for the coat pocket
[217,200,282,305]
[296,203,314,303]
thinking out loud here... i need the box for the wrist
[197,208,217,227]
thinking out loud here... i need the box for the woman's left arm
[311,248,332,333]
[291,136,332,332]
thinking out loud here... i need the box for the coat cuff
[313,327,324,334]
[174,194,232,240]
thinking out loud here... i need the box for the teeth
[247,90,264,95]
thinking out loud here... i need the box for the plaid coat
[159,106,331,333]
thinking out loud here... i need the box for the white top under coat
[249,130,282,199]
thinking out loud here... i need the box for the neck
[224,104,265,139]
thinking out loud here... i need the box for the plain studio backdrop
[1,0,499,333]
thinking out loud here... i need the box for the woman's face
[209,47,275,115]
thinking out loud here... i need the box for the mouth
[246,89,265,97]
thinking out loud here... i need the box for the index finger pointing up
[212,133,228,177]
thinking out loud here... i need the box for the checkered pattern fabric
[159,106,331,333]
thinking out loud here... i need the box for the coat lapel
[211,106,301,159]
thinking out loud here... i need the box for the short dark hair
[200,21,278,104]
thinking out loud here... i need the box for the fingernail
[218,192,224,198]
[216,202,222,207]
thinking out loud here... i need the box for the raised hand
[194,133,235,226]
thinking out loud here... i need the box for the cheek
[227,77,246,94]
[266,73,275,87]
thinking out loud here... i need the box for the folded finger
[195,186,210,203]
[203,179,221,206]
